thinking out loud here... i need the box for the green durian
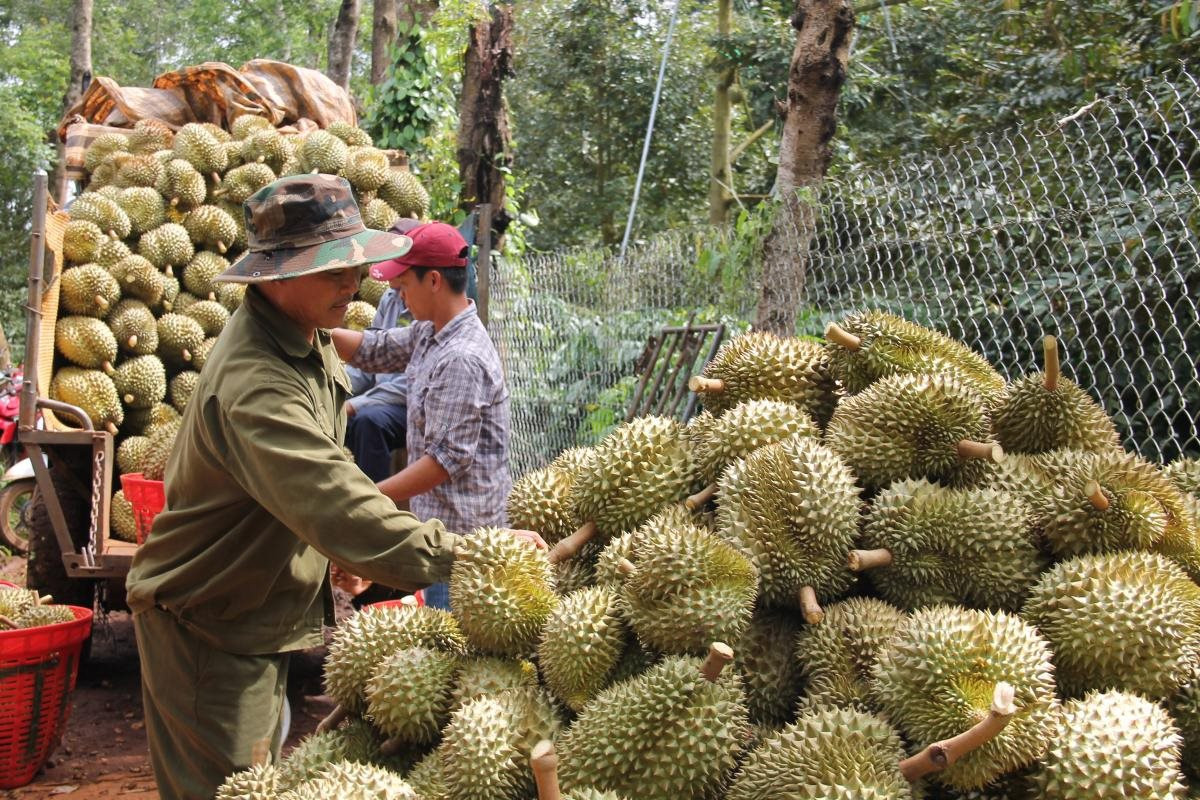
[182,251,230,299]
[1164,456,1200,498]
[538,585,627,710]
[156,159,208,210]
[137,223,194,271]
[689,398,819,489]
[106,299,159,355]
[217,162,276,205]
[182,299,230,337]
[155,313,206,368]
[84,133,130,173]
[508,465,584,546]
[168,370,200,413]
[111,355,167,409]
[299,130,349,174]
[140,417,181,481]
[126,119,173,154]
[734,606,805,726]
[55,316,118,372]
[215,763,278,800]
[70,192,132,240]
[450,656,540,712]
[378,170,430,219]
[173,122,228,177]
[276,718,381,792]
[50,367,123,432]
[114,153,164,189]
[116,436,151,475]
[117,186,167,235]
[284,760,416,800]
[363,198,400,231]
[357,276,388,306]
[62,219,108,264]
[95,237,132,269]
[183,205,239,254]
[343,300,376,331]
[365,645,460,746]
[343,146,391,191]
[327,121,374,148]
[240,129,292,173]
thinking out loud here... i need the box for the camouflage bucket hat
[216,174,413,283]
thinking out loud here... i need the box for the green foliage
[365,24,450,154]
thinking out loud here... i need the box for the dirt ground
[0,556,342,799]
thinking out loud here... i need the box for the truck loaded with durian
[17,70,430,614]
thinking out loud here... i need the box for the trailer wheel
[0,479,34,555]
[26,486,98,610]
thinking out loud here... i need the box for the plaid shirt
[350,301,511,533]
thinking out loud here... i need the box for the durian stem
[164,265,173,277]
[685,483,718,510]
[0,615,17,630]
[899,682,1017,782]
[123,394,135,405]
[36,594,52,605]
[1085,480,1110,511]
[96,295,109,313]
[700,642,734,683]
[1043,335,1060,392]
[687,375,725,394]
[848,548,893,571]
[182,349,193,362]
[825,322,862,351]
[104,421,118,436]
[529,739,562,800]
[956,440,1005,463]
[378,737,405,758]
[798,586,824,624]
[210,172,222,184]
[170,197,179,207]
[547,521,598,565]
[217,241,228,254]
[127,335,138,349]
[616,557,636,577]
[315,704,349,734]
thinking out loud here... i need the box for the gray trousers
[133,607,288,800]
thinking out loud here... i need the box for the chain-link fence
[490,69,1200,476]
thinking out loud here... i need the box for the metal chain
[86,448,103,567]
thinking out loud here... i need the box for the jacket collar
[244,287,323,360]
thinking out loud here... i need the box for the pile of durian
[0,585,78,630]
[56,118,429,542]
[217,311,1200,800]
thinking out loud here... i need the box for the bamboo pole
[899,683,1018,782]
[848,548,893,571]
[547,521,598,565]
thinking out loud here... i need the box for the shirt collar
[244,286,322,360]
[432,300,479,345]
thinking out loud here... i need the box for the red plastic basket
[120,472,165,545]
[0,604,93,788]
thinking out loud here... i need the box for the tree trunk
[63,0,94,115]
[328,0,362,90]
[754,0,854,336]
[371,0,397,85]
[456,3,514,222]
[708,0,734,225]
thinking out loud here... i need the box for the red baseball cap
[370,221,469,280]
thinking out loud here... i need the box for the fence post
[476,203,492,328]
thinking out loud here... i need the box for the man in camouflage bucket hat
[126,174,545,800]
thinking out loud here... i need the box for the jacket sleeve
[348,324,420,374]
[218,379,458,590]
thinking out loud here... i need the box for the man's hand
[330,563,372,596]
[508,528,547,550]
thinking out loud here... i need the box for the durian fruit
[363,198,400,231]
[241,129,292,173]
[871,606,1059,791]
[992,336,1121,454]
[299,130,349,174]
[157,158,209,210]
[70,192,132,240]
[216,162,277,205]
[328,121,374,148]
[343,147,391,191]
[111,254,166,306]
[192,336,219,372]
[183,251,230,299]
[127,118,174,154]
[404,749,447,799]
[0,587,38,619]
[618,507,758,655]
[215,762,278,800]
[95,237,132,268]
[1032,689,1186,799]
[183,204,239,254]
[1022,551,1200,700]
[688,331,841,427]
[50,367,123,433]
[358,276,388,306]
[450,527,558,657]
[1168,666,1200,780]
[276,718,381,792]
[173,122,229,179]
[437,687,561,800]
[107,299,159,355]
[62,219,108,263]
[114,153,165,190]
[851,479,1047,612]
[734,606,805,726]
[16,604,76,628]
[378,170,430,219]
[168,371,200,413]
[365,644,460,747]
[552,541,598,595]
[563,416,694,560]
[726,706,916,800]
[507,461,588,547]
[450,656,540,712]
[116,436,150,475]
[117,186,167,235]
[231,114,274,140]
[140,417,182,480]
[111,354,167,409]
[1164,456,1200,498]
[122,401,180,438]
[1036,449,1200,578]
[322,604,467,718]
[537,585,627,710]
[685,399,819,509]
[716,435,859,621]
[557,648,749,800]
[343,300,376,331]
[826,372,1003,490]
[156,313,206,368]
[83,132,130,173]
[109,489,139,543]
[55,315,118,372]
[824,309,1005,399]
[216,282,247,313]
[284,760,416,800]
[794,596,906,715]
[182,299,230,337]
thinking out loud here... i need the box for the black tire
[26,486,98,610]
[0,479,34,555]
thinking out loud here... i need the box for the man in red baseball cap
[333,220,513,610]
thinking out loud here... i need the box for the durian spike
[798,586,824,624]
[1043,335,1060,391]
[898,682,1018,782]
[1085,480,1110,511]
[685,483,718,510]
[688,375,725,394]
[616,557,636,576]
[529,739,562,800]
[700,642,734,683]
[547,520,597,565]
[0,615,17,630]
[315,704,349,734]
[848,548,894,571]
[956,440,1005,462]
[824,322,862,350]
[378,737,405,758]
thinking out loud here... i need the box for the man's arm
[377,453,450,503]
[331,327,365,362]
